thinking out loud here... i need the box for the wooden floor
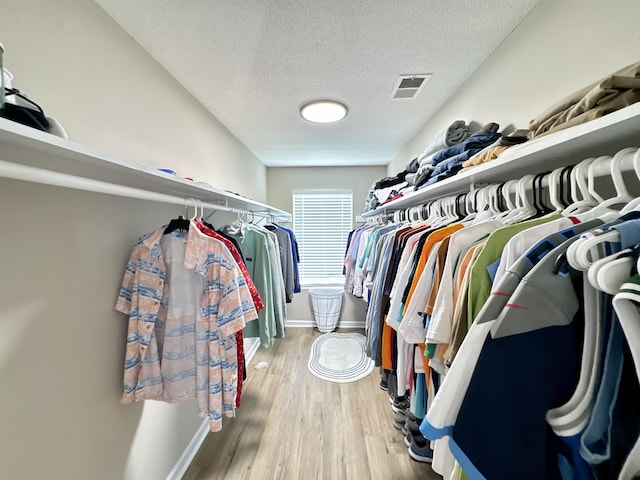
[183,328,441,480]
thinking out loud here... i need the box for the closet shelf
[0,117,291,220]
[362,102,640,217]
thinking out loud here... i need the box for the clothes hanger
[583,149,635,217]
[495,180,519,221]
[443,195,459,224]
[429,198,449,228]
[495,183,505,212]
[533,171,552,216]
[163,198,192,234]
[491,180,515,223]
[547,167,567,212]
[422,198,440,226]
[460,189,478,223]
[562,157,599,216]
[499,175,536,224]
[619,147,640,214]
[472,184,501,222]
[408,206,422,225]
[454,194,466,220]
[566,150,637,269]
[559,165,574,208]
[588,246,639,295]
[487,184,502,216]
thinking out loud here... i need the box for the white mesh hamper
[309,287,344,333]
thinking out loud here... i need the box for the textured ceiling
[95,0,540,167]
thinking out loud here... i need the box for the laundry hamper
[309,287,344,333]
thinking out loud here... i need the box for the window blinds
[293,190,353,285]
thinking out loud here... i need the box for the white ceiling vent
[391,74,432,100]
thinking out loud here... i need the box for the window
[293,190,353,285]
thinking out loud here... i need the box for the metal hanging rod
[0,159,284,218]
[366,148,640,220]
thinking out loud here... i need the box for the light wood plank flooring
[183,328,442,480]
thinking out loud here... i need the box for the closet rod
[0,159,278,217]
[372,148,639,218]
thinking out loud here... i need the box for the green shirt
[223,223,275,348]
[466,214,562,327]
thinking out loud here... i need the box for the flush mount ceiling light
[300,100,348,124]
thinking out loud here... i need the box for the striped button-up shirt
[115,225,258,431]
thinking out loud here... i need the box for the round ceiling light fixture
[300,100,348,124]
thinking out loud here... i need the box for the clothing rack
[369,147,640,224]
[0,159,285,219]
[361,102,640,220]
[0,117,291,221]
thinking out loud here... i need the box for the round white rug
[308,332,374,383]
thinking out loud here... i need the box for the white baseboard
[166,418,210,480]
[286,319,366,329]
[245,337,261,362]
[166,337,262,480]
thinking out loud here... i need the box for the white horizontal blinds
[293,190,353,284]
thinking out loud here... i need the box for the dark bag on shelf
[1,87,50,132]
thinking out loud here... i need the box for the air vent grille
[391,74,431,100]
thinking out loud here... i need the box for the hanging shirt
[421,223,597,476]
[466,214,562,326]
[265,225,295,303]
[612,276,640,480]
[193,218,264,311]
[443,233,589,480]
[222,222,276,348]
[115,225,258,432]
[427,220,501,347]
[263,228,286,338]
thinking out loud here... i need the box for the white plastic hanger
[430,198,452,228]
[482,184,500,217]
[547,168,566,212]
[406,205,420,225]
[459,189,478,223]
[567,149,638,269]
[445,195,459,224]
[619,147,640,214]
[492,179,520,223]
[583,149,634,217]
[588,248,637,295]
[563,157,599,216]
[500,175,537,224]
[422,198,440,226]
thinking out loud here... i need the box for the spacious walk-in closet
[2,1,640,479]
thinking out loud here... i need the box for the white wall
[1,0,266,201]
[0,1,267,479]
[4,0,639,478]
[388,0,640,175]
[267,166,387,326]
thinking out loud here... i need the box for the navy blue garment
[589,341,640,480]
[431,123,500,166]
[276,225,301,293]
[451,314,583,480]
[415,125,501,188]
[449,251,584,480]
[430,124,501,167]
[420,152,474,187]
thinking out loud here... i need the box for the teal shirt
[223,223,275,348]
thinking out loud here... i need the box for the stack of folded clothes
[409,120,472,187]
[414,122,501,189]
[459,128,530,172]
[529,61,640,138]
